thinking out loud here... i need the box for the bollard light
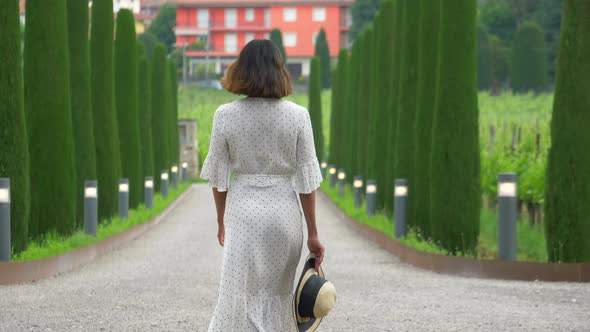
[328,166,337,188]
[171,164,179,189]
[365,179,377,216]
[84,180,98,237]
[119,178,129,219]
[498,173,517,261]
[320,161,328,179]
[161,170,169,198]
[0,178,11,261]
[181,162,188,182]
[337,169,346,198]
[144,176,154,209]
[394,179,408,238]
[353,176,363,209]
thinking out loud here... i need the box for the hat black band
[298,274,327,318]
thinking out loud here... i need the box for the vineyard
[179,88,551,261]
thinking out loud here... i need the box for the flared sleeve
[200,107,231,192]
[292,109,324,194]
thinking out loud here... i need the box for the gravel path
[1,184,589,331]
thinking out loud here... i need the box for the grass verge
[321,181,547,262]
[12,183,191,262]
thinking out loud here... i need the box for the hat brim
[293,253,325,332]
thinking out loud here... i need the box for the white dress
[200,97,323,332]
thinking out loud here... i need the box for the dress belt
[231,173,293,187]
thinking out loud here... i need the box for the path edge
[0,185,195,286]
[319,190,590,283]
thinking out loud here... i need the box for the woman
[200,39,326,331]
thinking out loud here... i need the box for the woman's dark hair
[222,39,292,98]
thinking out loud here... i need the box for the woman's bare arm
[299,191,325,271]
[212,188,227,246]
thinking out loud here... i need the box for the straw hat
[293,253,337,332]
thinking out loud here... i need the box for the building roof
[141,0,170,7]
[169,0,353,6]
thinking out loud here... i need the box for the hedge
[308,56,324,161]
[151,44,170,190]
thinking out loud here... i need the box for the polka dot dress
[200,97,323,332]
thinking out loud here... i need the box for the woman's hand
[217,223,225,247]
[307,236,325,272]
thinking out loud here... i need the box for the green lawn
[321,181,547,262]
[12,183,191,261]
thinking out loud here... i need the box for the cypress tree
[308,56,324,160]
[169,60,180,168]
[393,0,420,225]
[138,55,154,182]
[355,29,372,180]
[384,0,403,213]
[511,21,549,93]
[429,0,480,255]
[24,0,77,236]
[344,40,360,181]
[151,44,170,190]
[328,64,339,165]
[270,29,287,63]
[330,49,348,167]
[334,49,349,170]
[0,0,30,253]
[374,1,395,210]
[544,0,590,263]
[365,23,379,182]
[314,28,332,89]
[115,9,142,209]
[413,0,441,239]
[68,0,97,228]
[477,24,493,91]
[91,0,122,220]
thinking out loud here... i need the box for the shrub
[24,0,77,236]
[544,0,590,263]
[429,0,481,255]
[91,0,122,220]
[0,0,30,253]
[115,9,142,209]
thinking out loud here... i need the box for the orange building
[170,0,353,78]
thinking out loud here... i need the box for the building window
[312,7,326,22]
[284,32,297,47]
[225,33,237,52]
[245,8,255,22]
[245,33,255,44]
[197,8,209,28]
[265,8,271,27]
[225,8,237,28]
[283,8,297,22]
[312,32,319,46]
